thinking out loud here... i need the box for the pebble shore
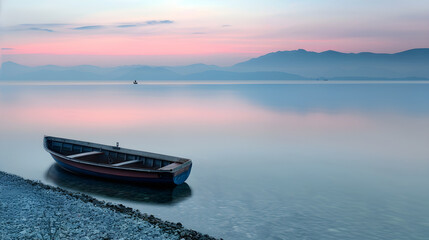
[0,171,219,240]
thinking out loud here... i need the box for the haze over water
[1,81,429,239]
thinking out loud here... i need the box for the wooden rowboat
[43,136,192,185]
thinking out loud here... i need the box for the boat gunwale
[43,136,192,174]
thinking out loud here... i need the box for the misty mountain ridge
[232,48,429,78]
[1,48,428,80]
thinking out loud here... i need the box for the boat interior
[46,138,184,171]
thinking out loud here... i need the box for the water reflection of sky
[1,82,429,239]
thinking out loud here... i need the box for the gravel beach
[0,171,219,240]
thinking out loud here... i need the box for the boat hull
[50,153,192,185]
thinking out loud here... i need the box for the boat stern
[173,164,192,185]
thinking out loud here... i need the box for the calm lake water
[1,81,429,239]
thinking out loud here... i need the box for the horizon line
[2,47,428,68]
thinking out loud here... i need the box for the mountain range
[1,48,428,80]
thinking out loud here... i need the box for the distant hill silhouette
[232,48,429,78]
[0,62,308,80]
[166,64,222,75]
[0,62,179,80]
[1,48,428,80]
[186,70,307,80]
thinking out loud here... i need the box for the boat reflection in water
[45,164,192,204]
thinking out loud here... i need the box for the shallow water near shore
[1,80,429,239]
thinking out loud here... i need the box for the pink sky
[1,0,428,66]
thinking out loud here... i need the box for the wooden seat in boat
[159,163,181,171]
[111,160,141,167]
[68,151,104,159]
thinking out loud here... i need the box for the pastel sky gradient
[1,0,429,66]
